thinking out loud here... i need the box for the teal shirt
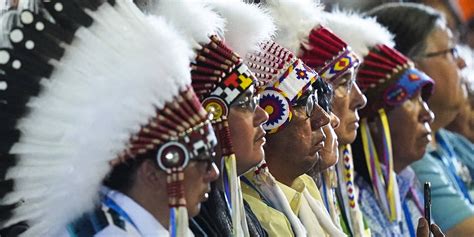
[411,129,474,231]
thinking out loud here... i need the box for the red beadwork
[300,26,351,73]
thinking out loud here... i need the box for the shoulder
[67,204,134,237]
[299,174,322,201]
[94,225,132,237]
[410,152,443,174]
[241,183,294,237]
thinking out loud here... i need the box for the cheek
[229,117,254,153]
[388,109,420,155]
[426,62,462,100]
[228,113,263,172]
[293,121,313,149]
[331,97,351,127]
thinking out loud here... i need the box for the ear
[137,159,166,188]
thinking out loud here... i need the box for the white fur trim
[208,0,276,57]
[264,0,324,55]
[150,0,225,46]
[322,10,395,57]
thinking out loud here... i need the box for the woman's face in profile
[416,24,466,117]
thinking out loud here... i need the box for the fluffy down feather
[150,0,225,46]
[0,1,193,236]
[263,0,324,54]
[208,0,275,57]
[322,11,395,57]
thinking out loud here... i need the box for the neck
[430,104,458,133]
[394,162,408,173]
[127,186,170,228]
[264,152,299,187]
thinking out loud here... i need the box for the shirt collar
[397,167,416,203]
[276,177,306,214]
[101,186,169,236]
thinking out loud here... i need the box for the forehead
[330,68,354,89]
[425,23,454,51]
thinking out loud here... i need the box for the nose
[310,104,331,130]
[329,112,340,129]
[254,104,269,127]
[456,55,467,70]
[204,162,220,182]
[419,101,435,124]
[350,83,367,110]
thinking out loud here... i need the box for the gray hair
[366,2,445,59]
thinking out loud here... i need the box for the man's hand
[417,217,445,237]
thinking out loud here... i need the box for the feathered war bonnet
[151,1,266,236]
[324,11,434,223]
[0,0,217,236]
[263,0,360,85]
[207,2,314,236]
[239,14,322,134]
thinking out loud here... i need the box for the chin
[187,203,201,218]
[339,132,357,145]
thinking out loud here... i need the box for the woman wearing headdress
[368,3,474,236]
[324,9,445,237]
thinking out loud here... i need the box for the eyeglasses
[334,76,355,98]
[232,93,261,112]
[422,47,459,59]
[292,89,319,118]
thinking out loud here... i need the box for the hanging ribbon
[360,109,401,223]
[321,168,341,228]
[435,133,473,204]
[223,155,249,237]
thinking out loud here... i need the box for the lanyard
[240,176,275,209]
[402,201,416,237]
[321,175,331,211]
[435,133,473,203]
[103,195,141,235]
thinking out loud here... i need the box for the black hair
[366,3,444,58]
[351,129,372,186]
[316,77,334,113]
[103,150,156,194]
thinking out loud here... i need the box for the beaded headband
[192,35,256,122]
[357,44,434,119]
[247,41,319,133]
[300,26,360,84]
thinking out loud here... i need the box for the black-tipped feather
[0,154,17,180]
[42,0,93,32]
[0,179,14,199]
[0,0,114,232]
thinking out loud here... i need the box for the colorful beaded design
[247,41,319,133]
[357,44,434,118]
[299,26,360,84]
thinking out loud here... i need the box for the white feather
[264,0,324,55]
[322,11,395,57]
[1,1,193,236]
[150,0,225,46]
[208,0,276,57]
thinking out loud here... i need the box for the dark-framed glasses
[422,46,459,59]
[293,89,319,118]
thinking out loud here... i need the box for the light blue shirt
[411,129,474,231]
